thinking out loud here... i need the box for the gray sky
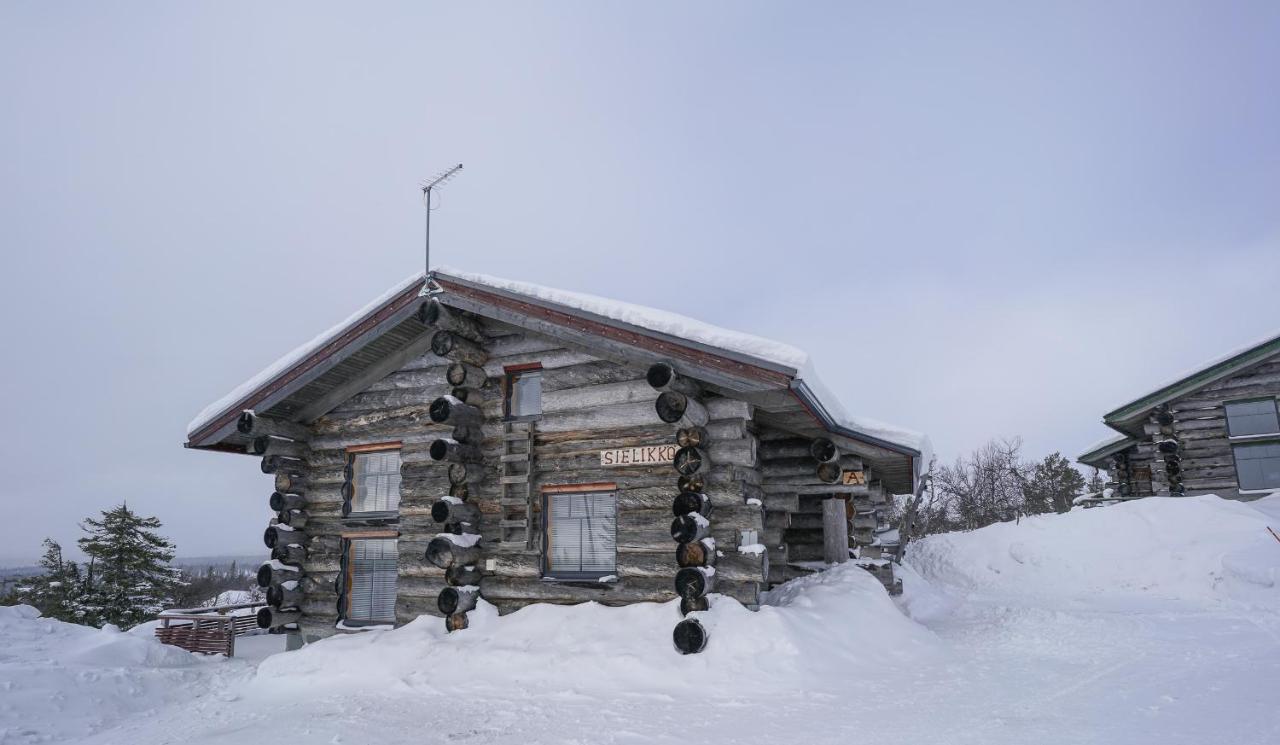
[2,2,1278,563]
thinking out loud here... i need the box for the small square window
[506,368,542,419]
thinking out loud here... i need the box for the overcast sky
[2,2,1278,563]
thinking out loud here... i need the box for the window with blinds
[352,449,401,514]
[346,538,398,623]
[544,490,616,579]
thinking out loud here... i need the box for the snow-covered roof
[1104,328,1280,425]
[186,273,424,437]
[1077,432,1137,464]
[187,268,928,465]
[437,267,809,371]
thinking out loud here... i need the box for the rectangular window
[1225,399,1280,437]
[351,448,401,514]
[544,489,616,579]
[1232,442,1280,491]
[346,537,398,623]
[506,365,543,420]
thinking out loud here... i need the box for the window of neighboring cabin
[344,537,398,624]
[506,365,543,420]
[544,489,616,580]
[1225,399,1280,438]
[350,447,401,514]
[1232,442,1280,492]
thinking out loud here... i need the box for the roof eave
[1103,336,1280,427]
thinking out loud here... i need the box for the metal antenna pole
[422,163,463,276]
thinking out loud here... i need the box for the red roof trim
[186,279,427,447]
[434,278,793,388]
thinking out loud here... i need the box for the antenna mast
[422,163,463,276]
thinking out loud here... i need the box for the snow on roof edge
[795,359,932,468]
[1106,328,1280,419]
[185,272,425,438]
[434,266,810,371]
[187,267,928,462]
[1077,432,1135,462]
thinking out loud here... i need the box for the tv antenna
[421,163,463,276]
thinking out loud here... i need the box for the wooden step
[500,475,529,484]
[499,498,529,507]
[500,453,532,462]
[499,519,528,529]
[503,433,533,441]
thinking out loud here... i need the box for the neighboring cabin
[1079,333,1280,501]
[186,269,926,653]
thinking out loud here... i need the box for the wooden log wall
[287,308,770,640]
[249,414,310,634]
[757,429,902,594]
[1142,356,1280,496]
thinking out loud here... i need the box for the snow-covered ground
[3,495,1278,745]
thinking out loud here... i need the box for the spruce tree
[77,503,181,628]
[11,538,82,623]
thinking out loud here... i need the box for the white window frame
[1225,398,1280,492]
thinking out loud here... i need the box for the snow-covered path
[5,495,1279,745]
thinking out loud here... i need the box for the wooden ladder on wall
[499,420,536,549]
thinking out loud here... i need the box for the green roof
[1103,333,1280,427]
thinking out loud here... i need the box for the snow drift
[0,605,204,743]
[905,494,1280,610]
[249,562,941,700]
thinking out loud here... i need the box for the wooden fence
[154,602,265,657]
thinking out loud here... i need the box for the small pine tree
[77,503,181,628]
[11,538,82,622]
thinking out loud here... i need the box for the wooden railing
[154,602,266,657]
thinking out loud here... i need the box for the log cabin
[185,269,928,653]
[1078,332,1280,502]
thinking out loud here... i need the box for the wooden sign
[600,445,677,467]
[842,470,866,486]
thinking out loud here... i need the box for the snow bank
[250,563,939,700]
[905,495,1280,610]
[0,605,208,742]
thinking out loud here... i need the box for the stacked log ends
[428,347,487,633]
[815,461,842,485]
[261,445,309,633]
[673,447,709,477]
[437,586,479,615]
[266,582,304,609]
[679,596,709,615]
[425,534,483,569]
[671,513,711,544]
[257,561,300,589]
[676,538,716,568]
[656,392,709,427]
[269,491,306,512]
[431,497,481,529]
[675,566,716,599]
[430,331,487,366]
[809,438,840,464]
[257,606,301,630]
[671,490,713,517]
[673,618,708,655]
[429,396,482,426]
